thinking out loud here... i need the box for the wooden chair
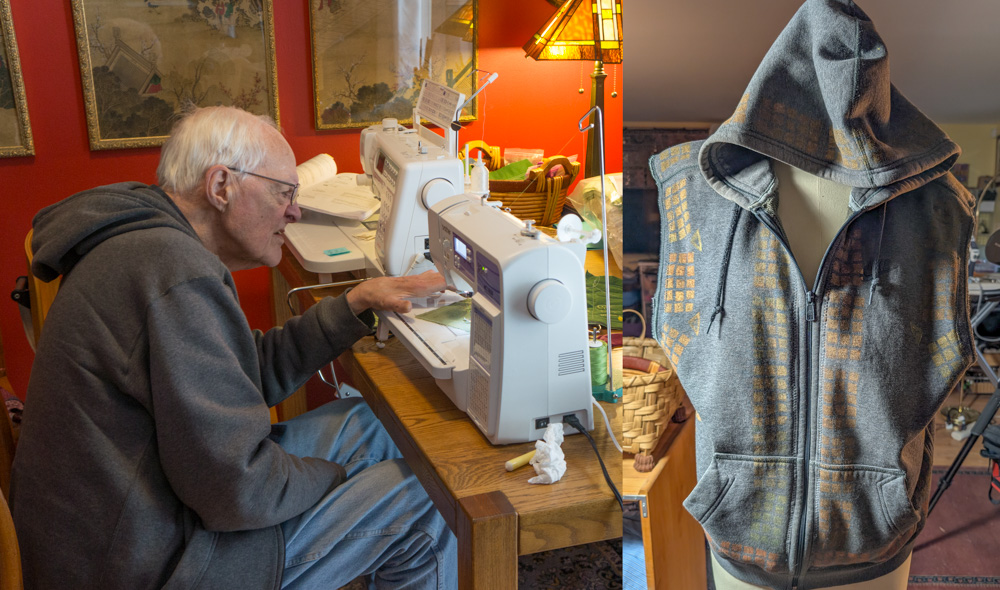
[0,327,23,590]
[0,327,18,501]
[0,492,22,590]
[23,229,60,350]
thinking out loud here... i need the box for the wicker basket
[622,310,684,459]
[461,141,580,226]
[622,357,682,457]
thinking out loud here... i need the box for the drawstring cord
[707,203,743,336]
[868,203,887,306]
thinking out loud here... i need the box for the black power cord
[563,414,623,511]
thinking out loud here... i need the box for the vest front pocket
[808,464,920,569]
[684,454,796,574]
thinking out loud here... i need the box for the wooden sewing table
[271,247,622,589]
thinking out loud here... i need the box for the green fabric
[416,299,472,332]
[586,272,622,329]
[488,159,533,181]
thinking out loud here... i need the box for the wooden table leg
[457,491,518,590]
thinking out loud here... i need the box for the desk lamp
[523,0,623,179]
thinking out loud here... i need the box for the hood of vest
[699,0,960,217]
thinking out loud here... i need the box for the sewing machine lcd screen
[374,151,398,186]
[453,235,476,282]
[477,255,501,307]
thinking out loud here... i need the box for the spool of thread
[612,346,623,390]
[589,340,609,388]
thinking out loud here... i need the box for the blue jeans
[275,397,457,590]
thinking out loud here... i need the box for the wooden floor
[931,385,996,468]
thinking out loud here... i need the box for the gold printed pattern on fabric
[708,461,792,573]
[930,330,962,380]
[820,369,859,464]
[819,230,865,463]
[932,266,956,322]
[724,92,750,126]
[660,250,696,365]
[662,252,696,314]
[813,229,893,568]
[664,179,691,243]
[752,234,790,291]
[754,98,823,156]
[750,234,793,455]
[811,470,913,568]
[657,143,693,173]
[928,262,963,379]
[659,325,690,367]
[826,128,871,171]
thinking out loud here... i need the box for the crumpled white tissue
[528,423,566,484]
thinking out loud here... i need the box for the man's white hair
[157,105,280,195]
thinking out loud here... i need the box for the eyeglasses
[228,167,299,206]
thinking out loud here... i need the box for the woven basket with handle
[461,141,580,226]
[622,310,684,458]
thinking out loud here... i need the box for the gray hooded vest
[649,1,976,588]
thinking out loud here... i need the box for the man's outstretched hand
[345,271,448,315]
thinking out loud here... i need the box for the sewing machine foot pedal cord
[563,413,623,511]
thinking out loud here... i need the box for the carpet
[518,538,624,589]
[337,538,624,589]
[909,468,1000,589]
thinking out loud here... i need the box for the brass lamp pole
[523,0,623,179]
[586,60,607,179]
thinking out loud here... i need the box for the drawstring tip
[706,307,724,336]
[867,278,878,306]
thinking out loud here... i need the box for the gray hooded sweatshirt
[649,1,975,588]
[11,182,375,589]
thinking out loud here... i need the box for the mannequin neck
[773,161,851,290]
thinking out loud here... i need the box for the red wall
[0,0,622,396]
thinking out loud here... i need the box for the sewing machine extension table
[271,247,623,589]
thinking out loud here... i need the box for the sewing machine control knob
[527,279,570,324]
[520,220,539,238]
[421,179,457,209]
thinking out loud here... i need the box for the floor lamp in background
[523,0,623,179]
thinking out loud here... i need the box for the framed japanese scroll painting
[71,0,279,150]
[0,0,34,158]
[310,0,478,130]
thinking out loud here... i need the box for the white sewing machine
[378,193,595,444]
[358,82,466,277]
[285,80,468,279]
[288,78,596,444]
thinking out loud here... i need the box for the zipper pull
[806,290,817,322]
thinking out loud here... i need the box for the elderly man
[10,106,456,589]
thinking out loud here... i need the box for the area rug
[338,538,624,589]
[909,468,1000,589]
[518,538,624,589]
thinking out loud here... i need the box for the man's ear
[204,165,234,212]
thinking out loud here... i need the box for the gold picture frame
[309,0,478,130]
[0,0,34,158]
[70,0,279,151]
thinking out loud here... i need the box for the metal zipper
[755,208,867,589]
[754,211,814,589]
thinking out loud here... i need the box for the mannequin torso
[708,161,910,590]
[774,161,851,290]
